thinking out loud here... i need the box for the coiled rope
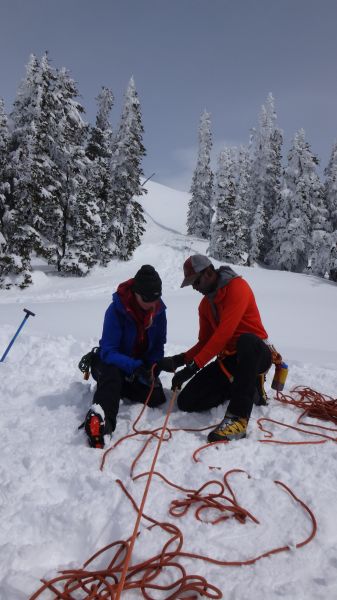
[30,375,320,599]
[30,466,317,599]
[258,386,337,444]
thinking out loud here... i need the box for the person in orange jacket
[158,254,272,442]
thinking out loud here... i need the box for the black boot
[254,374,268,406]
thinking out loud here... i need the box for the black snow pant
[177,333,272,419]
[91,356,166,431]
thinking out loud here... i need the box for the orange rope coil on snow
[30,379,321,599]
[30,469,317,599]
[258,386,337,445]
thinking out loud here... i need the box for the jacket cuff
[193,356,203,369]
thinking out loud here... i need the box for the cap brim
[180,274,198,288]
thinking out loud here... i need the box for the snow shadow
[36,381,91,418]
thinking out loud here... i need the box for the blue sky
[1,0,337,190]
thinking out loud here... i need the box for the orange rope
[30,382,323,599]
[29,469,317,599]
[114,387,178,599]
[258,386,337,444]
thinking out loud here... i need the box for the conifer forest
[1,55,336,289]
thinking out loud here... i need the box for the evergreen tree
[248,94,282,262]
[0,98,25,289]
[325,143,337,280]
[111,77,146,260]
[309,184,331,277]
[9,54,100,277]
[3,54,51,287]
[248,200,265,265]
[9,55,44,264]
[0,99,9,224]
[328,234,337,281]
[235,145,251,260]
[269,129,324,272]
[187,110,213,238]
[86,87,117,265]
[209,148,246,263]
[43,66,100,275]
[325,142,337,230]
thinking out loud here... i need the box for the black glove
[133,365,153,385]
[171,361,199,390]
[157,353,186,373]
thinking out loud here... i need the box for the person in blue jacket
[84,265,167,448]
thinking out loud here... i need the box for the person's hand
[134,365,153,384]
[171,361,199,390]
[157,353,186,373]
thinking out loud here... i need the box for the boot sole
[208,432,247,443]
[87,415,104,448]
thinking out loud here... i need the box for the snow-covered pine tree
[328,235,337,281]
[4,54,49,287]
[248,94,282,263]
[0,98,26,289]
[111,77,146,260]
[43,65,100,275]
[325,142,337,230]
[264,183,291,270]
[0,99,9,231]
[235,145,251,260]
[270,129,324,273]
[86,87,117,266]
[248,200,265,265]
[208,148,246,263]
[187,110,213,238]
[324,143,337,280]
[12,54,64,254]
[9,54,100,278]
[309,180,331,278]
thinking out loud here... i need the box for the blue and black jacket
[98,289,167,375]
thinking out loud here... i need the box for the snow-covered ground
[0,181,337,599]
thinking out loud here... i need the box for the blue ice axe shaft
[0,308,36,362]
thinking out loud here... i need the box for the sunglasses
[193,270,206,287]
[139,293,161,303]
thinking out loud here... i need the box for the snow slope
[0,180,337,599]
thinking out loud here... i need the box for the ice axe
[0,308,36,362]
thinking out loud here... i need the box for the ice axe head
[24,308,35,318]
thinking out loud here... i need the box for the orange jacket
[185,276,268,369]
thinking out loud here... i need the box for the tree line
[0,53,146,289]
[187,94,337,281]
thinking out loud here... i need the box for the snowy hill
[0,181,337,599]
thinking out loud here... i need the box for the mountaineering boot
[84,403,114,449]
[207,413,248,443]
[254,373,268,406]
[84,409,105,448]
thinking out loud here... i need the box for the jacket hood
[206,266,240,302]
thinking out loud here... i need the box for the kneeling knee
[177,394,193,412]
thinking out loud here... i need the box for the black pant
[177,333,272,418]
[91,357,166,431]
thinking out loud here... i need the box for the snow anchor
[0,308,36,362]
